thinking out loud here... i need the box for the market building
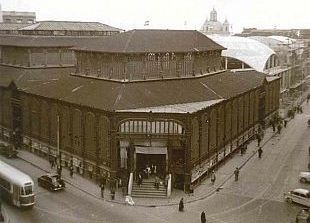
[0,29,280,195]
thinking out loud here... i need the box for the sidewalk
[13,125,277,208]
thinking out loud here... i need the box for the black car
[38,174,65,191]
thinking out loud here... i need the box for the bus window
[21,185,33,195]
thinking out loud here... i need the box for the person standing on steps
[234,167,239,181]
[201,211,206,223]
[258,147,263,158]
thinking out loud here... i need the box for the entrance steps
[132,178,167,198]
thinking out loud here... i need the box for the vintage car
[37,174,65,191]
[284,188,310,207]
[300,172,310,183]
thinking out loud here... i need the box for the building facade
[0,29,280,193]
[0,4,36,24]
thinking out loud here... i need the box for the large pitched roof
[0,66,265,113]
[0,23,30,30]
[0,35,107,48]
[75,29,226,53]
[19,21,122,32]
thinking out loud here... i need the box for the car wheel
[300,178,307,183]
[286,198,292,203]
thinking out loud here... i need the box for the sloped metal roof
[0,66,264,112]
[75,29,226,53]
[19,21,122,32]
[0,23,30,30]
[208,35,276,72]
[268,36,296,44]
[117,99,224,114]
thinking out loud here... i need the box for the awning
[135,146,167,155]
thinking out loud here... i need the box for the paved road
[2,102,310,223]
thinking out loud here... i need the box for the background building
[0,3,36,24]
[200,8,230,35]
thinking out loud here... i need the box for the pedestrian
[100,182,105,198]
[284,119,288,128]
[69,164,74,178]
[210,170,216,185]
[256,133,261,147]
[57,164,62,178]
[258,147,263,159]
[234,167,239,181]
[179,197,184,212]
[49,156,54,168]
[201,211,206,223]
[154,175,160,189]
[277,124,282,134]
[271,121,276,132]
[110,185,115,200]
[137,172,143,186]
[240,145,244,155]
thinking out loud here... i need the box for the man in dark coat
[258,147,263,158]
[201,211,206,223]
[179,198,184,212]
[100,182,105,198]
[234,167,239,181]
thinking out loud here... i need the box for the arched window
[118,119,185,135]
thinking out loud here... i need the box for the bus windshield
[22,184,33,195]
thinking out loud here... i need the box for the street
[2,102,310,223]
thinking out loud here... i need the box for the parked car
[38,174,65,191]
[300,172,310,183]
[284,188,310,207]
[296,209,310,223]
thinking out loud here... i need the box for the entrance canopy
[135,146,167,155]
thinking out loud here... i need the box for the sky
[1,0,310,33]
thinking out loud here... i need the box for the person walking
[179,198,184,212]
[258,147,263,158]
[201,211,206,223]
[256,133,261,147]
[234,167,239,181]
[100,182,105,198]
[57,164,62,178]
[210,170,216,185]
[277,124,282,134]
[69,164,74,178]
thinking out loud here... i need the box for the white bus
[0,160,35,207]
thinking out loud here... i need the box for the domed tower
[210,8,217,22]
[223,18,230,34]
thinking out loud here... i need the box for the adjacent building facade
[0,4,36,24]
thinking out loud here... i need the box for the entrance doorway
[135,146,167,179]
[136,153,166,178]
